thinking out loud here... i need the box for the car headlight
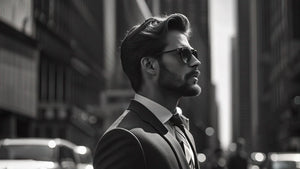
[85,164,94,169]
[38,162,56,169]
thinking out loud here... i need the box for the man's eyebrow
[177,45,193,49]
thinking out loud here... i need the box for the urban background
[0,0,299,169]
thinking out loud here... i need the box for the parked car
[249,152,300,169]
[264,153,300,169]
[0,138,93,169]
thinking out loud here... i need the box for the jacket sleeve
[93,128,146,169]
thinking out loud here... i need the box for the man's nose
[189,55,201,67]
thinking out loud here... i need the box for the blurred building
[234,0,300,153]
[34,0,104,149]
[231,36,239,141]
[0,0,104,149]
[0,0,38,138]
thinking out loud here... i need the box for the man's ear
[140,57,158,75]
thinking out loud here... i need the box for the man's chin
[161,83,201,97]
[182,85,202,97]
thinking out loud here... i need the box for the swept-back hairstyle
[120,13,191,92]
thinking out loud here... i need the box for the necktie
[170,114,195,169]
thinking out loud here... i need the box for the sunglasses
[156,47,198,64]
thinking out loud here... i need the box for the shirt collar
[134,94,173,124]
[175,107,190,130]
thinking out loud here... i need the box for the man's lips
[190,70,200,78]
[185,70,200,83]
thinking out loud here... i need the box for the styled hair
[120,13,191,92]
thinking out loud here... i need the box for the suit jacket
[93,100,200,169]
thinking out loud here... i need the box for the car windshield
[270,161,297,169]
[0,145,55,161]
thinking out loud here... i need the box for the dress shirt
[133,94,190,142]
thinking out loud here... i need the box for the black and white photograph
[0,0,299,169]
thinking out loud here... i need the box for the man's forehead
[165,31,191,50]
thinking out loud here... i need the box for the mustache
[185,70,200,79]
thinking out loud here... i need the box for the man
[93,13,201,169]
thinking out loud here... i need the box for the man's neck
[138,89,180,113]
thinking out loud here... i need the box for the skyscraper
[234,0,300,152]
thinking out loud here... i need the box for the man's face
[157,31,201,97]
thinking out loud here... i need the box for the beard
[158,61,201,97]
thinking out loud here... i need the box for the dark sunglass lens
[180,48,193,63]
[192,50,198,58]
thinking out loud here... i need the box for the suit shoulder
[94,128,146,169]
[102,127,143,145]
[107,109,146,131]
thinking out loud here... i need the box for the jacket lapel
[128,100,190,169]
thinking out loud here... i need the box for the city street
[0,0,299,169]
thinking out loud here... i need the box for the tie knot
[170,113,184,128]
